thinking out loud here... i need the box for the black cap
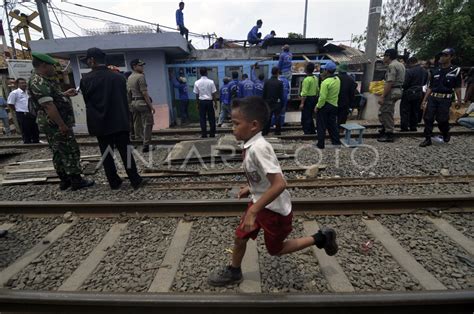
[441,48,455,56]
[80,47,106,62]
[384,48,398,60]
[130,59,146,68]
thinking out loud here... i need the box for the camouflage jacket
[28,72,75,127]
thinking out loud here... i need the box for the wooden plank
[59,223,128,291]
[5,167,55,174]
[148,220,193,292]
[0,222,75,286]
[0,223,15,231]
[1,178,47,185]
[364,219,446,290]
[426,217,474,256]
[239,239,261,293]
[303,221,354,292]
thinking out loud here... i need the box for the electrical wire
[48,3,67,38]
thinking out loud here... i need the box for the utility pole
[361,0,382,93]
[3,0,17,58]
[303,0,308,38]
[36,0,53,39]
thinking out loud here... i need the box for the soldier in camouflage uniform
[28,52,94,191]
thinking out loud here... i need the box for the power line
[64,1,216,39]
[48,3,66,38]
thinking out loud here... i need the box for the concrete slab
[426,217,474,256]
[303,221,354,292]
[0,222,75,286]
[166,139,218,162]
[364,219,446,290]
[148,220,193,293]
[59,223,128,291]
[239,239,261,293]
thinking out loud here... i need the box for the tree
[353,0,425,53]
[288,32,304,39]
[409,0,473,65]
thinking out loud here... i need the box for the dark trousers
[198,100,216,137]
[301,96,316,134]
[178,99,189,122]
[97,131,142,188]
[337,104,350,126]
[400,94,422,130]
[179,25,189,41]
[316,104,341,148]
[263,103,282,135]
[423,96,451,139]
[16,112,39,143]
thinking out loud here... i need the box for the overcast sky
[9,0,370,49]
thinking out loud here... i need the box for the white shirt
[193,76,217,100]
[7,88,29,113]
[242,132,292,216]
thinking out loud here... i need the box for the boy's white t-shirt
[242,132,292,216]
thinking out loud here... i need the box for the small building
[30,32,189,132]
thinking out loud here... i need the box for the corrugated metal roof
[261,37,332,48]
[323,44,370,65]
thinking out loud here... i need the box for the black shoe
[378,128,386,136]
[70,175,95,191]
[377,133,394,142]
[321,227,338,256]
[419,139,432,147]
[59,179,71,191]
[201,135,208,138]
[410,128,417,132]
[217,123,222,127]
[275,131,281,136]
[208,265,243,287]
[132,178,148,190]
[443,134,451,143]
[110,180,123,190]
[400,128,410,132]
[316,143,324,149]
[0,229,8,238]
[209,134,216,138]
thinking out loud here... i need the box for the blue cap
[322,61,337,71]
[441,48,455,56]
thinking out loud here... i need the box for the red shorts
[235,202,293,255]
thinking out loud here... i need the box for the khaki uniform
[127,71,154,146]
[379,59,405,133]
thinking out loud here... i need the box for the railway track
[0,199,473,313]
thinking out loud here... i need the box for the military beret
[31,52,59,65]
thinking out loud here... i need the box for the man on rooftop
[247,20,263,46]
[176,2,189,41]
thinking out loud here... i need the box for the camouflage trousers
[378,88,402,133]
[41,123,82,177]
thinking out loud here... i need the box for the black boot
[377,128,386,137]
[419,138,432,147]
[58,174,71,191]
[377,132,394,142]
[70,175,95,191]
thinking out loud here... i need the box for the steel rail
[0,195,472,215]
[0,129,472,149]
[0,289,472,314]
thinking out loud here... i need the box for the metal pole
[36,0,54,39]
[361,0,382,93]
[303,0,308,38]
[3,0,17,58]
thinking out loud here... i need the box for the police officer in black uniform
[420,48,462,147]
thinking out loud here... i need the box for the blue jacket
[0,96,7,119]
[279,76,290,103]
[240,79,255,97]
[171,77,189,100]
[278,51,293,73]
[247,26,259,42]
[220,83,231,105]
[176,9,184,26]
[227,79,241,100]
[251,69,264,96]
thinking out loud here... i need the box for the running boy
[208,96,338,286]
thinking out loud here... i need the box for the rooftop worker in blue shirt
[240,74,255,97]
[170,71,190,124]
[228,71,241,103]
[279,44,293,81]
[218,77,231,127]
[261,30,276,46]
[213,37,224,49]
[247,19,263,46]
[176,2,189,41]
